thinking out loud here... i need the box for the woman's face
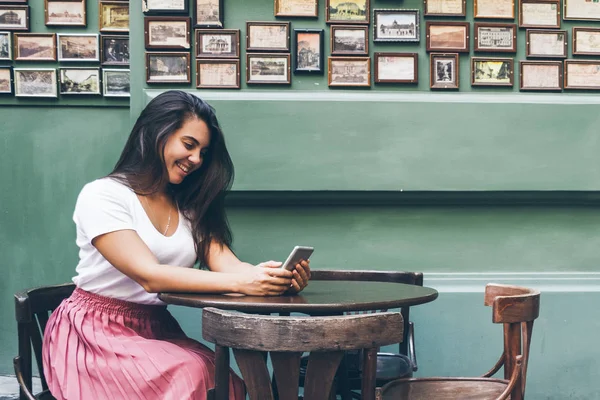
[163,117,211,185]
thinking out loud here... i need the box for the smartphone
[281,246,314,271]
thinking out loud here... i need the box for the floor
[0,375,41,400]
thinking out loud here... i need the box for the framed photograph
[326,0,369,24]
[195,29,240,58]
[519,60,562,91]
[143,0,189,14]
[471,57,513,87]
[330,25,368,56]
[99,0,129,33]
[573,27,600,56]
[102,68,130,97]
[57,34,99,61]
[145,16,190,50]
[0,31,12,60]
[45,0,86,26]
[519,0,560,29]
[146,52,191,83]
[195,0,223,28]
[275,0,318,17]
[101,35,129,65]
[59,67,101,95]
[294,29,323,73]
[0,67,13,94]
[246,53,291,84]
[14,68,57,98]
[373,9,420,43]
[0,6,29,31]
[423,0,466,17]
[328,56,371,87]
[474,0,514,19]
[526,29,567,58]
[426,22,469,53]
[374,52,418,84]
[14,33,56,61]
[564,0,600,21]
[474,23,517,53]
[429,52,459,89]
[196,59,240,89]
[564,60,600,90]
[246,21,290,52]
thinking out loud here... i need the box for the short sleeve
[73,179,135,241]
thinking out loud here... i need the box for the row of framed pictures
[143,0,224,28]
[0,67,130,97]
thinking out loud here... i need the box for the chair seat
[380,377,510,400]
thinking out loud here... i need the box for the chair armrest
[13,356,36,400]
[407,322,418,372]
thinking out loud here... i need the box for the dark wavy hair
[109,90,234,266]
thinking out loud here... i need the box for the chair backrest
[202,307,404,400]
[14,283,75,400]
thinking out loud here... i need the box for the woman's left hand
[286,259,311,294]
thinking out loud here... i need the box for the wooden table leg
[214,344,230,400]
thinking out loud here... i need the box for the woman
[42,90,311,400]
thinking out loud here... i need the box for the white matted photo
[424,0,465,16]
[564,0,600,21]
[373,9,419,43]
[45,0,86,26]
[474,0,514,19]
[564,60,600,89]
[103,68,130,97]
[0,6,29,31]
[195,29,239,58]
[60,68,100,95]
[58,34,99,61]
[196,59,239,89]
[143,0,188,13]
[328,56,371,87]
[246,53,291,84]
[429,53,459,89]
[573,27,600,55]
[246,22,290,52]
[519,61,562,91]
[14,68,58,97]
[474,23,516,53]
[519,0,560,28]
[526,30,567,58]
[145,17,190,50]
[374,52,417,84]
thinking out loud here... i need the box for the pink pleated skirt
[42,288,245,400]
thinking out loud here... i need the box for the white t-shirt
[72,178,197,305]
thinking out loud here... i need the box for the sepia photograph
[59,67,100,95]
[146,52,190,83]
[14,68,57,97]
[99,0,129,33]
[101,35,129,65]
[196,59,240,89]
[426,22,469,52]
[103,68,130,97]
[195,0,223,28]
[57,34,99,61]
[526,29,567,58]
[246,53,291,84]
[429,53,459,89]
[564,0,600,21]
[373,9,419,43]
[474,0,514,19]
[0,31,12,60]
[374,52,418,84]
[326,0,369,24]
[573,27,600,55]
[196,29,239,58]
[519,60,562,91]
[247,21,290,52]
[143,0,188,14]
[474,23,517,53]
[471,57,513,86]
[0,6,29,31]
[275,0,318,17]
[331,25,368,56]
[14,33,56,61]
[145,17,190,50]
[328,56,371,87]
[564,60,600,89]
[519,0,560,29]
[294,29,323,73]
[0,67,12,94]
[424,0,466,17]
[45,0,86,26]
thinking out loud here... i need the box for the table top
[159,280,438,313]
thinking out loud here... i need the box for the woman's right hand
[237,260,293,296]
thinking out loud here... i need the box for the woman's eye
[184,142,193,150]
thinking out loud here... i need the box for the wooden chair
[202,307,404,400]
[377,284,541,400]
[13,283,75,400]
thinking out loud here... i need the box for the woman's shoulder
[79,176,134,201]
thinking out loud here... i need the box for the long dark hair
[109,90,234,266]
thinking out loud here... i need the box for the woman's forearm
[142,264,242,294]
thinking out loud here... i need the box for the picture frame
[572,27,600,56]
[519,0,560,29]
[423,0,466,17]
[99,0,129,33]
[474,0,514,19]
[102,68,130,97]
[14,68,57,98]
[0,31,12,61]
[564,0,600,21]
[0,67,13,94]
[564,60,600,90]
[0,6,29,31]
[374,52,418,84]
[373,9,420,43]
[275,0,318,17]
[100,35,129,65]
[146,52,191,83]
[246,21,290,52]
[0,0,28,3]
[142,0,189,14]
[294,28,323,74]
[195,29,240,58]
[326,0,369,24]
[14,33,56,61]
[330,25,368,56]
[430,53,459,89]
[57,34,99,62]
[328,56,371,87]
[45,0,86,27]
[59,67,101,95]
[246,53,291,84]
[196,59,240,89]
[195,0,223,28]
[526,29,567,58]
[519,60,562,91]
[426,22,469,53]
[145,16,191,50]
[471,57,514,87]
[474,23,517,53]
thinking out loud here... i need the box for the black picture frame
[194,0,223,28]
[294,28,323,74]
